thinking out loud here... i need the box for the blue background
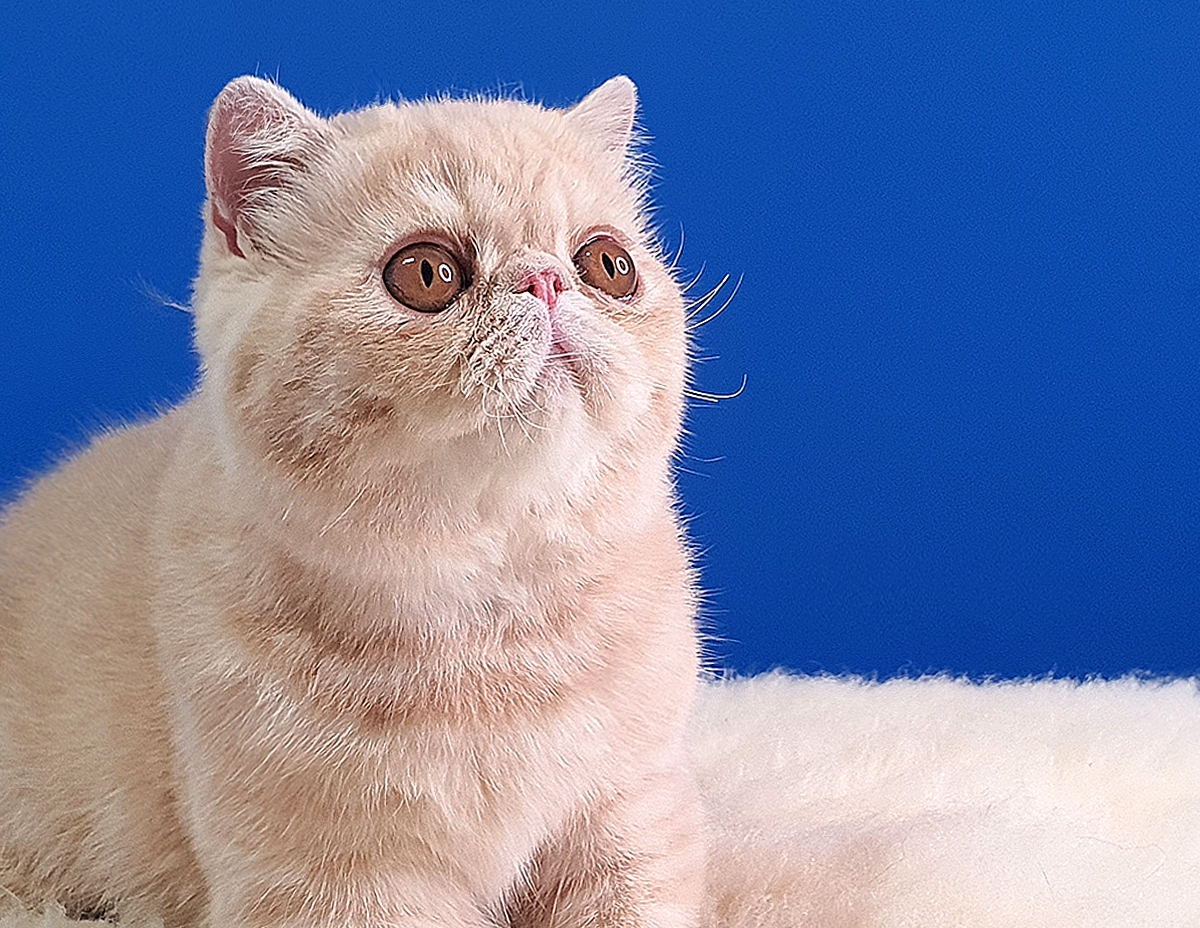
[3,3,1197,680]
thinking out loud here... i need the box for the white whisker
[685,373,747,404]
[680,262,709,295]
[669,223,686,271]
[687,273,742,329]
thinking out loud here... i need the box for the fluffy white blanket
[4,673,1198,927]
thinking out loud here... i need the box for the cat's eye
[573,237,637,299]
[383,242,469,313]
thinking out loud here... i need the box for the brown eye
[573,236,637,299]
[383,242,468,313]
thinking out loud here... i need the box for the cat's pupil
[602,252,616,279]
[421,260,434,288]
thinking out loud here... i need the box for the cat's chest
[232,540,628,728]
[238,571,633,860]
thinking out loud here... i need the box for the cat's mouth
[546,320,593,391]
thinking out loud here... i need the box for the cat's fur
[0,77,704,927]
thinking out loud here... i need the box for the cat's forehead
[326,98,645,252]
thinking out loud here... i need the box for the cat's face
[192,77,686,509]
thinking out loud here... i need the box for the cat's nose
[518,268,566,311]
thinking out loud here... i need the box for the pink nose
[519,268,566,310]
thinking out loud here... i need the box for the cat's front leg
[510,765,706,928]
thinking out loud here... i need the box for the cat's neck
[188,385,674,596]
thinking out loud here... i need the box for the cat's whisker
[516,392,552,433]
[685,273,741,329]
[482,382,548,445]
[510,378,550,416]
[684,287,722,321]
[509,406,538,442]
[595,373,617,404]
[680,262,708,295]
[479,391,511,452]
[684,373,747,404]
[668,223,686,271]
[491,375,550,439]
[138,277,193,314]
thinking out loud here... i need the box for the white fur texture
[4,672,1196,927]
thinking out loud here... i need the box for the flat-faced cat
[0,76,704,927]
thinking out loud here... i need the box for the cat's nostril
[518,268,566,311]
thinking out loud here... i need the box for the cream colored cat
[0,76,704,928]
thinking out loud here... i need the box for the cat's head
[193,76,687,514]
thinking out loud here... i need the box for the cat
[0,76,705,928]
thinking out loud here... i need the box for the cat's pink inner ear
[567,75,638,155]
[205,77,321,259]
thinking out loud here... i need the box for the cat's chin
[547,312,592,380]
[526,297,638,416]
[534,344,591,410]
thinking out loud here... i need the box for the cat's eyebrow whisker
[0,882,25,907]
[286,406,333,439]
[684,373,747,404]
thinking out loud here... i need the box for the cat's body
[0,77,704,927]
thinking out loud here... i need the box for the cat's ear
[566,76,638,156]
[205,76,328,259]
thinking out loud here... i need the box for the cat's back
[0,404,206,922]
[0,404,187,641]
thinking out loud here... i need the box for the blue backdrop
[3,3,1197,679]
